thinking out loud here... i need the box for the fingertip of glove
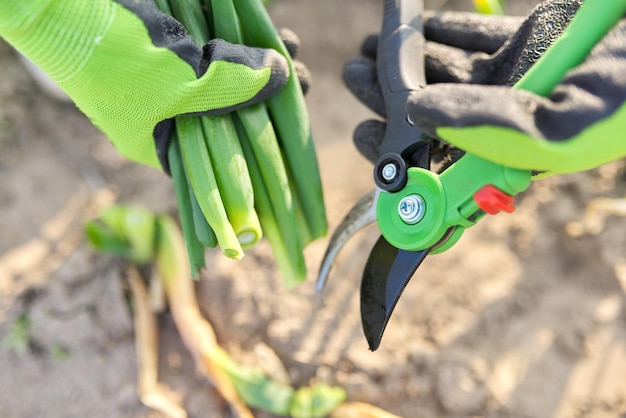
[407,88,457,134]
[343,57,386,117]
[266,46,290,75]
[342,56,373,85]
[278,27,301,59]
[275,29,312,95]
[353,119,386,164]
[293,60,311,95]
[360,33,379,60]
[262,47,291,94]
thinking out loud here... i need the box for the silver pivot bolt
[381,163,398,182]
[398,194,426,224]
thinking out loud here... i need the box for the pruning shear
[317,0,623,351]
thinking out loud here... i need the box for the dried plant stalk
[127,266,186,418]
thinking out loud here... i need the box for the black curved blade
[360,236,430,351]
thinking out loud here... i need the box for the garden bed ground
[1,1,626,417]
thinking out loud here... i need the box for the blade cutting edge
[316,188,380,292]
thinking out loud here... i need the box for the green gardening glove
[343,7,524,165]
[0,0,290,170]
[345,0,626,177]
[408,0,626,177]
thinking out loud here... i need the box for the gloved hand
[344,0,626,177]
[0,0,290,170]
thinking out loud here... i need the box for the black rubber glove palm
[343,5,525,163]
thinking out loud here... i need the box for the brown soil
[2,1,626,417]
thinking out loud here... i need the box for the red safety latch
[474,185,516,215]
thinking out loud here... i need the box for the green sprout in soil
[50,344,71,361]
[3,313,32,355]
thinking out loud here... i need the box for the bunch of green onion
[154,0,327,288]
